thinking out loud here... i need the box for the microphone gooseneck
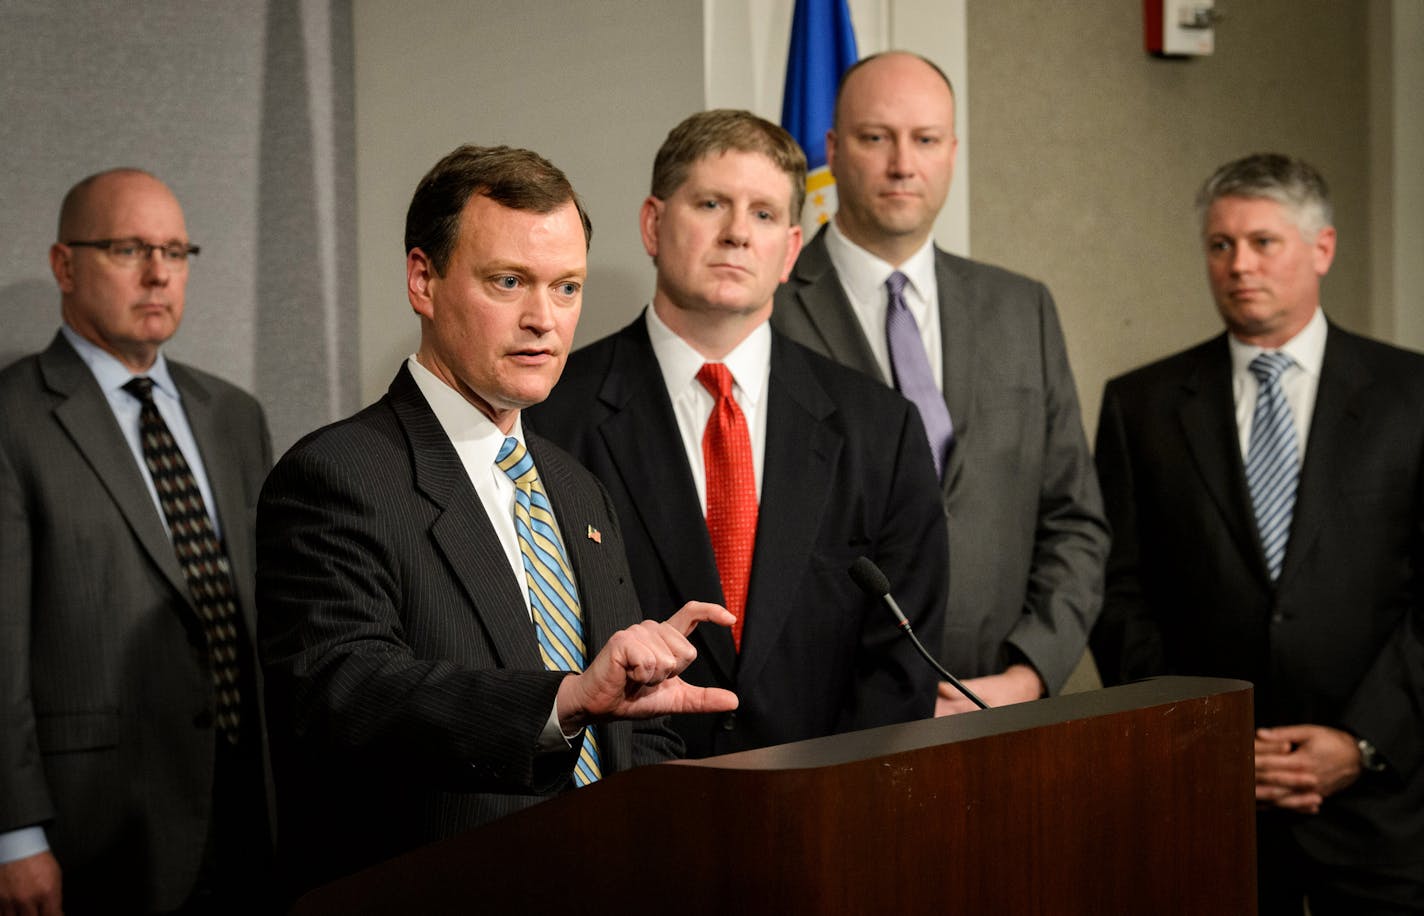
[848,557,989,711]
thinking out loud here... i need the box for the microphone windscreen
[848,556,891,597]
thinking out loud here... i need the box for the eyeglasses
[65,238,201,266]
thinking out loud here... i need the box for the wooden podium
[293,676,1256,914]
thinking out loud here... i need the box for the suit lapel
[1174,337,1270,581]
[1278,326,1363,586]
[533,448,590,634]
[736,336,841,689]
[389,366,542,670]
[935,249,974,493]
[791,233,967,492]
[788,229,885,382]
[531,435,612,651]
[40,334,192,605]
[591,322,736,681]
[175,364,259,642]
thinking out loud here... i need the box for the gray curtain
[0,0,357,453]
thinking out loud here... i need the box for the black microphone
[848,557,989,711]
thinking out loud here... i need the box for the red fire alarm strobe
[1146,0,1217,57]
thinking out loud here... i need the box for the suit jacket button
[193,710,213,729]
[1270,612,1285,624]
[720,712,737,731]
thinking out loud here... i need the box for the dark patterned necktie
[123,377,243,744]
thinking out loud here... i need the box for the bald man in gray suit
[773,52,1108,712]
[0,169,274,914]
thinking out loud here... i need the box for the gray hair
[1195,153,1332,236]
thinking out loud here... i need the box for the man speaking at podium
[257,145,737,893]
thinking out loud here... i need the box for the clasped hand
[1254,724,1362,814]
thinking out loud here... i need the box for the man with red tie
[528,110,947,757]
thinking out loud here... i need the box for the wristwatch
[1356,736,1388,773]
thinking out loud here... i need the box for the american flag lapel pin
[586,524,602,544]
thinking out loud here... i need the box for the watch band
[1356,736,1388,773]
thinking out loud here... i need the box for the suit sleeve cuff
[0,826,49,864]
[537,697,580,752]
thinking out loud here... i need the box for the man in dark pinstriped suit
[256,146,737,895]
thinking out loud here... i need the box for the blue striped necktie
[496,436,601,785]
[1245,352,1298,581]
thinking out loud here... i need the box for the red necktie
[697,363,757,650]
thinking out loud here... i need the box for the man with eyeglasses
[0,168,275,913]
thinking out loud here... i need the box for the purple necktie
[886,271,954,477]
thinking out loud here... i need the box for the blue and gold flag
[780,0,859,232]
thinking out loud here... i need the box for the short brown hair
[650,110,807,223]
[404,145,592,276]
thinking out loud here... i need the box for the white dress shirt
[1229,307,1328,459]
[406,356,574,748]
[823,220,943,390]
[644,305,771,513]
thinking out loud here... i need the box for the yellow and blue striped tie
[496,436,601,785]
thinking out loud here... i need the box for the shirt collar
[1228,307,1328,379]
[406,355,522,469]
[824,219,937,303]
[644,305,772,405]
[61,323,180,400]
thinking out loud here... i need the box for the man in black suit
[772,52,1108,714]
[0,169,274,914]
[1092,153,1424,913]
[257,145,737,892]
[527,110,946,757]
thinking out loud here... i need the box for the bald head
[51,169,191,372]
[833,52,955,132]
[57,168,180,242]
[826,51,958,265]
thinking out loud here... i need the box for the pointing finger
[666,600,735,636]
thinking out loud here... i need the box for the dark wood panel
[295,677,1256,915]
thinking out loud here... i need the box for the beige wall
[353,0,704,405]
[965,0,1373,439]
[1371,0,1424,351]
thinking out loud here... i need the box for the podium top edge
[663,676,1252,772]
